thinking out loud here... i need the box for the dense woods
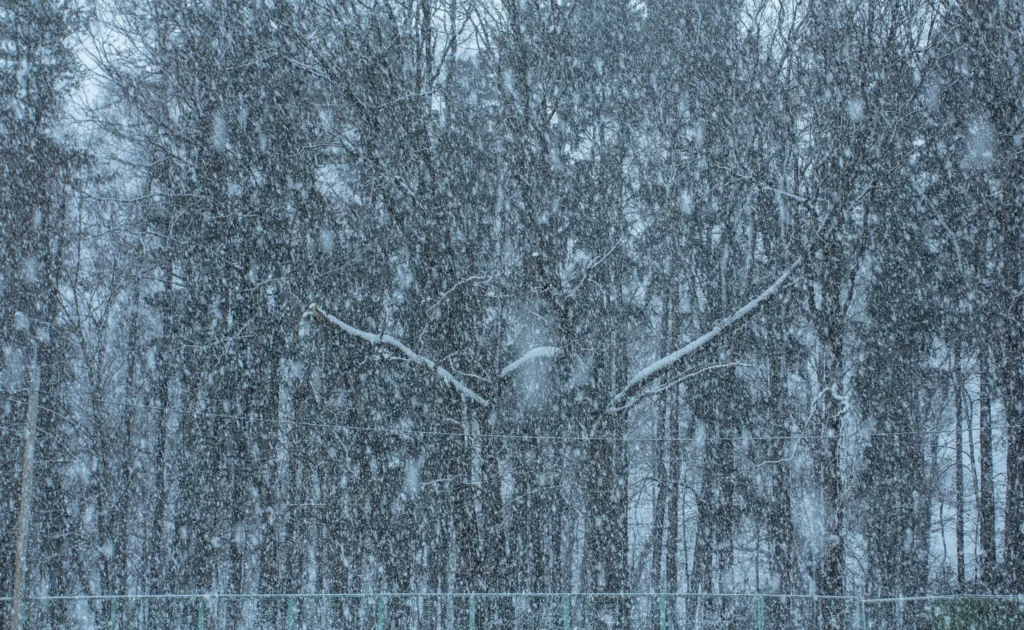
[2,0,1023,628]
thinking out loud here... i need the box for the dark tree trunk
[978,348,997,585]
[666,283,683,607]
[687,455,714,629]
[819,330,846,630]
[954,346,965,587]
[998,204,1024,591]
[767,355,798,626]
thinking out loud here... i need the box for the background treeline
[1,0,1023,628]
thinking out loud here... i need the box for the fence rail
[1,592,1021,629]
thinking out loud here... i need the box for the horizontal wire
[4,592,1019,602]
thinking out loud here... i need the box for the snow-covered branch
[500,346,560,378]
[307,303,489,407]
[608,259,801,410]
[608,362,750,413]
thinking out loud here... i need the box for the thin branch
[609,362,752,414]
[426,275,492,315]
[307,303,489,407]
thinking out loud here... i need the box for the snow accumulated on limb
[607,361,751,414]
[608,259,802,410]
[500,346,560,378]
[307,303,490,407]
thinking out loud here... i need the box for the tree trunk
[954,346,965,587]
[586,407,630,628]
[649,291,669,627]
[978,347,997,585]
[767,355,798,626]
[10,354,39,630]
[665,283,682,627]
[687,454,714,630]
[819,332,846,630]
[996,189,1024,591]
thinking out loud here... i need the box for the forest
[1,0,1023,628]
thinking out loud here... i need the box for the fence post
[197,598,205,630]
[469,594,476,630]
[110,599,119,630]
[659,595,666,630]
[287,597,296,630]
[376,594,385,630]
[563,594,570,630]
[757,595,764,630]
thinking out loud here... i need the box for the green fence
[862,595,1024,630]
[1,592,1021,629]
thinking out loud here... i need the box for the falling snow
[1,1,1024,629]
